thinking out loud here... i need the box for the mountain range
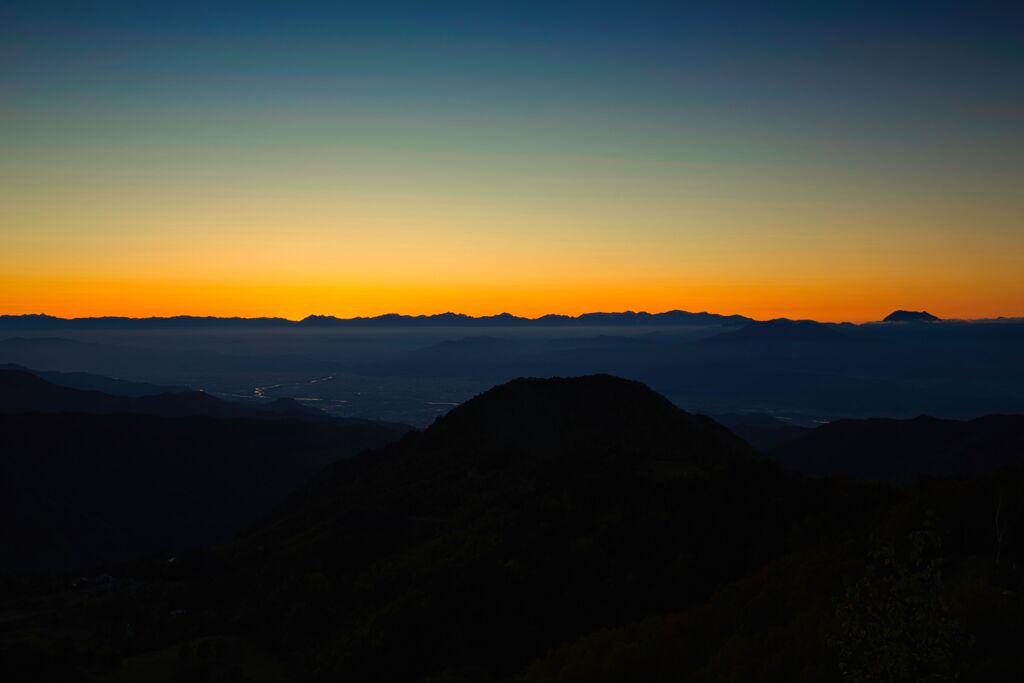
[2,310,754,330]
[0,308,976,331]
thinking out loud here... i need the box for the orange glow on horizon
[4,154,1021,325]
[1,274,1019,324]
[3,5,1022,333]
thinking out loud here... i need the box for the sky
[1,1,1022,322]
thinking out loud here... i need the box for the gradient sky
[2,1,1022,321]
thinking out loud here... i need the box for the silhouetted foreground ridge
[0,369,408,568]
[1,375,1022,682]
[423,375,757,468]
[218,376,882,681]
[773,414,1024,481]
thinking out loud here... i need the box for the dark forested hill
[0,411,407,569]
[772,414,1024,481]
[214,376,886,681]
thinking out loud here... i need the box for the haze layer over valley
[3,310,1021,426]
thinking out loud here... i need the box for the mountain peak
[421,374,756,468]
[883,310,940,322]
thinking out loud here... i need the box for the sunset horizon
[2,3,1022,680]
[4,4,1022,326]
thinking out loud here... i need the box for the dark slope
[0,363,183,395]
[700,318,857,344]
[0,368,408,431]
[415,375,760,474]
[0,412,406,569]
[0,367,228,416]
[519,463,1024,683]
[772,414,1024,481]
[222,376,881,681]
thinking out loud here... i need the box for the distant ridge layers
[5,309,1002,330]
[883,310,941,322]
[699,318,856,344]
[0,367,410,431]
[0,310,753,330]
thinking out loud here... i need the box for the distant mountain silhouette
[883,310,941,322]
[0,368,409,430]
[772,414,1024,481]
[0,309,753,330]
[0,314,295,330]
[0,362,184,396]
[302,310,755,328]
[699,318,856,344]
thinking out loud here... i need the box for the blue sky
[1,1,1022,320]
